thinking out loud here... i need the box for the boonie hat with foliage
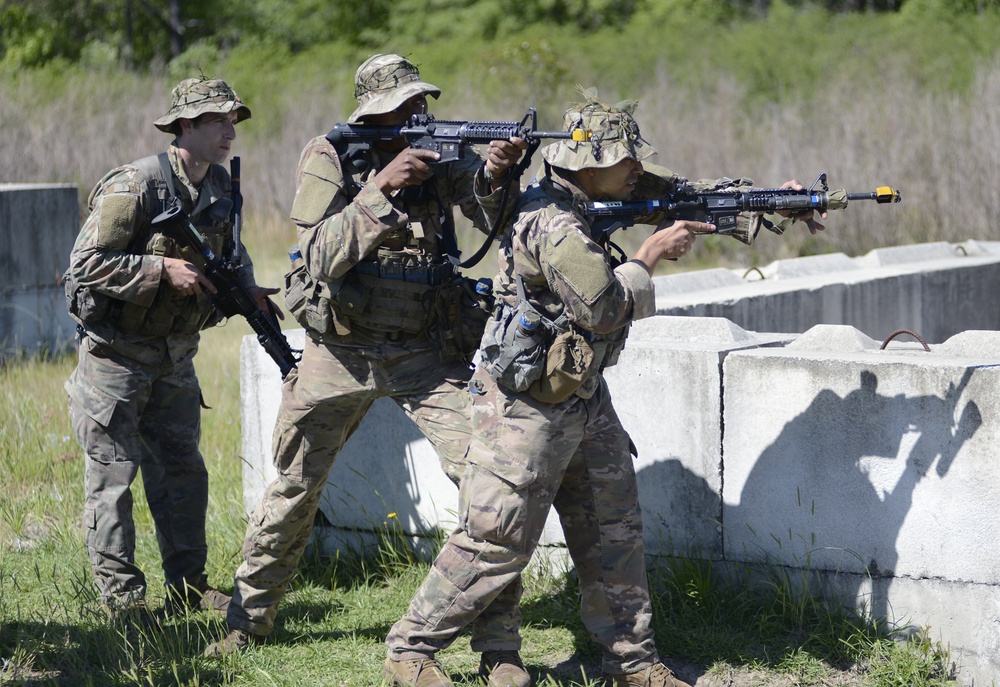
[154,77,251,133]
[542,88,655,171]
[348,53,442,123]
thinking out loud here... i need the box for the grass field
[0,9,984,684]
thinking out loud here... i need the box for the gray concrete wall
[654,240,1000,344]
[0,184,79,358]
[239,243,1000,685]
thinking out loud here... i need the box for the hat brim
[347,81,441,124]
[541,138,656,171]
[154,101,252,133]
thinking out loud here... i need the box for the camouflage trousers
[66,336,210,607]
[386,365,658,675]
[228,335,523,650]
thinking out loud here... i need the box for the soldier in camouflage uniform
[64,77,280,621]
[383,92,824,687]
[206,55,531,685]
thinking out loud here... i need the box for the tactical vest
[289,141,462,339]
[66,153,233,338]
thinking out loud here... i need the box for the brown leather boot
[203,627,265,658]
[479,650,531,687]
[605,662,691,687]
[383,656,453,687]
[165,579,231,617]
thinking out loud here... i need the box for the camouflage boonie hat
[542,88,655,171]
[348,54,441,124]
[153,77,251,133]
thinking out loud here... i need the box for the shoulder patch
[96,193,140,249]
[544,228,615,307]
[291,153,344,226]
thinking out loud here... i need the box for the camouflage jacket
[287,134,517,342]
[67,144,255,367]
[485,164,790,399]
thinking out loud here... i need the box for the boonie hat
[154,77,251,133]
[348,54,441,124]
[542,88,655,171]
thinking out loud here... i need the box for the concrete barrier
[654,240,1000,344]
[721,326,1000,684]
[0,184,79,359]
[239,242,1000,684]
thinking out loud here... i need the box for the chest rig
[112,154,232,336]
[336,142,459,335]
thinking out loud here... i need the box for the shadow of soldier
[725,367,983,626]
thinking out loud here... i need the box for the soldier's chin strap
[458,137,542,270]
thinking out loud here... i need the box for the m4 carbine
[151,206,299,379]
[326,107,590,169]
[585,172,902,238]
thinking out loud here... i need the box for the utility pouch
[483,300,548,392]
[528,328,595,404]
[427,276,494,363]
[64,269,111,324]
[284,246,340,336]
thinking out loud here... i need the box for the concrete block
[0,184,79,356]
[605,317,792,558]
[767,252,859,279]
[856,241,962,267]
[655,241,1000,344]
[722,325,1000,587]
[239,329,565,557]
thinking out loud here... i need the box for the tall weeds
[3,38,997,271]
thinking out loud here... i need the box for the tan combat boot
[479,650,531,687]
[383,656,453,687]
[606,662,692,687]
[203,627,264,658]
[165,580,231,617]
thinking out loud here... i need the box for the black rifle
[585,172,902,239]
[151,206,299,379]
[326,107,589,172]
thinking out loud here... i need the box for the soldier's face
[179,111,238,165]
[364,95,429,151]
[581,157,644,201]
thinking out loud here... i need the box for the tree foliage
[1,0,997,72]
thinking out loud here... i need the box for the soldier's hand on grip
[631,219,714,274]
[374,148,440,194]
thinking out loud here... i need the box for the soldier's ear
[177,118,195,135]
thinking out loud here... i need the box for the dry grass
[2,54,998,274]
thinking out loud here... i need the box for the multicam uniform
[65,142,254,607]
[224,113,524,649]
[386,99,790,680]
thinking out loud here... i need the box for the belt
[352,260,454,286]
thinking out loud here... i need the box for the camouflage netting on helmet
[153,77,251,132]
[348,53,441,123]
[542,87,655,171]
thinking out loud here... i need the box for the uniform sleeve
[289,136,407,283]
[444,146,521,238]
[68,169,163,307]
[522,207,655,335]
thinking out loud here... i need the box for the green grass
[0,320,957,685]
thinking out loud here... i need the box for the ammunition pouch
[65,269,112,325]
[285,252,340,335]
[426,276,494,363]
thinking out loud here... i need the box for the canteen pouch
[528,328,595,404]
